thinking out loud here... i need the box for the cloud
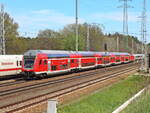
[12,9,85,36]
[12,10,150,37]
[14,9,85,28]
[89,11,141,22]
[31,9,52,15]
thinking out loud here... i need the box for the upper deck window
[44,60,47,65]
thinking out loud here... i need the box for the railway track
[0,63,137,94]
[0,79,25,87]
[0,63,139,113]
[0,62,138,88]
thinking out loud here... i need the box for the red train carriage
[103,54,111,66]
[79,52,97,69]
[130,54,135,62]
[22,50,72,77]
[69,53,81,70]
[95,53,103,66]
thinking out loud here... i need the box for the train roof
[133,54,144,57]
[24,50,98,57]
[24,50,130,57]
[109,52,130,55]
[24,50,70,56]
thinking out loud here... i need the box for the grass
[58,75,150,113]
[121,87,150,113]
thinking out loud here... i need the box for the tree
[37,29,60,38]
[2,12,144,54]
[4,13,19,54]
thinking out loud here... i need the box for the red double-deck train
[22,50,136,78]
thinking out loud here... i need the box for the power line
[0,4,5,55]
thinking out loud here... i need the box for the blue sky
[0,0,149,42]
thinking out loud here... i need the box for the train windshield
[24,58,35,69]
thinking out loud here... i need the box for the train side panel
[0,55,23,76]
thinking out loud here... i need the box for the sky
[0,0,149,42]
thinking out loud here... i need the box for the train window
[51,65,57,71]
[44,60,47,65]
[104,59,110,64]
[116,59,120,62]
[98,58,102,61]
[20,61,22,66]
[39,60,42,65]
[111,57,115,60]
[71,59,74,63]
[17,61,19,66]
[81,62,95,67]
[60,64,68,69]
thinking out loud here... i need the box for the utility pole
[0,4,5,55]
[117,36,119,52]
[140,0,148,72]
[118,0,132,50]
[86,24,90,51]
[131,38,134,54]
[75,0,79,51]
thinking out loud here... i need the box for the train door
[70,59,79,68]
[70,59,75,68]
[16,57,22,74]
[39,59,48,72]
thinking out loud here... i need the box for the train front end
[22,50,37,78]
[22,50,49,78]
[22,56,35,77]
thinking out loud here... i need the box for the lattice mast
[140,0,148,72]
[118,0,133,52]
[119,0,132,34]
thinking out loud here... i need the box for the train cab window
[39,60,42,65]
[51,65,57,71]
[24,57,35,69]
[44,60,47,65]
